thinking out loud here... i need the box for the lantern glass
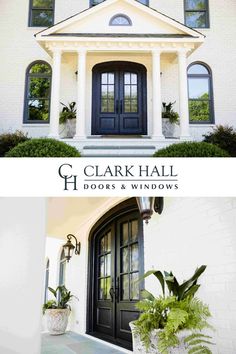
[63,240,75,260]
[136,197,155,222]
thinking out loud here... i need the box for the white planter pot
[162,118,179,138]
[60,119,76,138]
[130,322,189,354]
[45,309,70,335]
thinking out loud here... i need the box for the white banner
[0,158,235,197]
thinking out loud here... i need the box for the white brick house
[0,0,236,156]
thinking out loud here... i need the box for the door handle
[115,277,120,302]
[109,287,115,302]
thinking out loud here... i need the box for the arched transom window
[187,62,214,123]
[109,14,132,26]
[24,61,52,123]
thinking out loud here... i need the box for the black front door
[90,210,144,350]
[92,61,147,135]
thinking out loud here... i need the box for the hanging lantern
[136,197,164,223]
[62,234,81,262]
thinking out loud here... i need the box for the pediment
[36,0,204,39]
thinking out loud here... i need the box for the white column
[152,50,164,140]
[0,198,46,354]
[74,49,87,139]
[178,50,190,139]
[48,49,61,138]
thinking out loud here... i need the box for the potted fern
[130,266,214,354]
[43,285,78,335]
[162,102,179,138]
[59,102,76,138]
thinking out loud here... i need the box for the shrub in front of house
[6,138,81,157]
[203,125,236,157]
[153,141,229,157]
[0,130,29,157]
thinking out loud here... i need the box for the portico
[35,0,205,155]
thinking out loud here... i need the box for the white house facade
[0,197,236,354]
[0,0,236,155]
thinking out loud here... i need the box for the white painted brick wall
[144,197,236,354]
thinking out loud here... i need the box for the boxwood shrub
[203,125,236,157]
[0,131,29,157]
[153,141,229,157]
[6,138,81,157]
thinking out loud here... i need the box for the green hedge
[153,141,229,157]
[6,138,81,157]
[203,125,236,157]
[0,131,29,157]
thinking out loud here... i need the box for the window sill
[190,27,210,30]
[189,123,215,126]
[26,27,49,30]
[22,124,50,127]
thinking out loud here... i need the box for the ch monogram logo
[58,164,78,191]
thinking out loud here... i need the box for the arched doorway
[87,198,144,350]
[92,61,147,135]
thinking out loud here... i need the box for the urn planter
[162,118,179,138]
[130,322,189,354]
[45,308,70,335]
[60,119,76,138]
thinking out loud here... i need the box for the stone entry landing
[41,332,130,354]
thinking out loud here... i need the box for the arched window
[24,61,52,123]
[109,14,132,26]
[59,249,66,286]
[44,259,50,303]
[187,62,214,123]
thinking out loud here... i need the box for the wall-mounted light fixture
[136,197,164,224]
[62,234,81,262]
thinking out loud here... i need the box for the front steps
[64,137,181,157]
[83,145,157,157]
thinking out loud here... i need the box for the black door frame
[86,198,144,350]
[91,61,147,136]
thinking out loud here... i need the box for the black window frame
[90,0,149,6]
[28,0,55,27]
[184,0,210,29]
[187,61,215,124]
[23,60,52,124]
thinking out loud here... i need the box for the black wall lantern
[62,234,81,262]
[136,197,164,223]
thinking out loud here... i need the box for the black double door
[92,211,144,350]
[92,61,147,135]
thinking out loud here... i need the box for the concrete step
[64,138,183,156]
[82,145,157,156]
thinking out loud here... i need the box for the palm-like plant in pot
[59,102,76,138]
[130,265,214,354]
[162,101,179,138]
[43,285,77,335]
